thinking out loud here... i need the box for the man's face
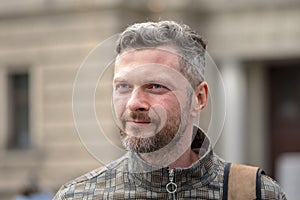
[113,47,193,153]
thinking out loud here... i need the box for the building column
[217,59,247,163]
[247,63,268,170]
[0,68,7,154]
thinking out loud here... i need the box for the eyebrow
[113,76,178,90]
[113,77,127,83]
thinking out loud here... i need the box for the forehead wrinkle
[145,49,180,71]
[115,47,180,71]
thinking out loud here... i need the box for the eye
[115,83,131,93]
[145,84,169,94]
[151,84,163,89]
[117,83,129,89]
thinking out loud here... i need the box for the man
[54,21,286,199]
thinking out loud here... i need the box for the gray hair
[116,21,207,88]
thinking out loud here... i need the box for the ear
[191,81,209,117]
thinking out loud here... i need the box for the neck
[140,125,199,168]
[168,148,199,168]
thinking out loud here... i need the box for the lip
[127,121,151,126]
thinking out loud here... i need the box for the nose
[127,87,150,112]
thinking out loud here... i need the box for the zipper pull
[166,168,177,196]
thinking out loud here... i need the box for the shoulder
[260,174,287,200]
[53,166,108,200]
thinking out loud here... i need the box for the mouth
[127,120,151,126]
[124,119,157,137]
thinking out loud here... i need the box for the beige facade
[0,0,300,199]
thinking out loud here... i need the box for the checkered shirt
[54,130,286,200]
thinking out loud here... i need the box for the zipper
[166,168,177,200]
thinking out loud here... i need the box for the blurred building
[0,0,299,199]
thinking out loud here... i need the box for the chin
[121,136,162,153]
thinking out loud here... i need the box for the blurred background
[0,0,299,199]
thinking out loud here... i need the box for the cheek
[169,99,186,122]
[158,95,181,115]
[113,96,128,116]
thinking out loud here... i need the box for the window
[7,73,30,150]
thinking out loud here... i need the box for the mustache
[122,111,151,122]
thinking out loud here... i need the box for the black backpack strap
[256,168,265,200]
[222,162,231,200]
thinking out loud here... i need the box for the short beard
[120,116,181,153]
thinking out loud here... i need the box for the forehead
[114,47,180,73]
